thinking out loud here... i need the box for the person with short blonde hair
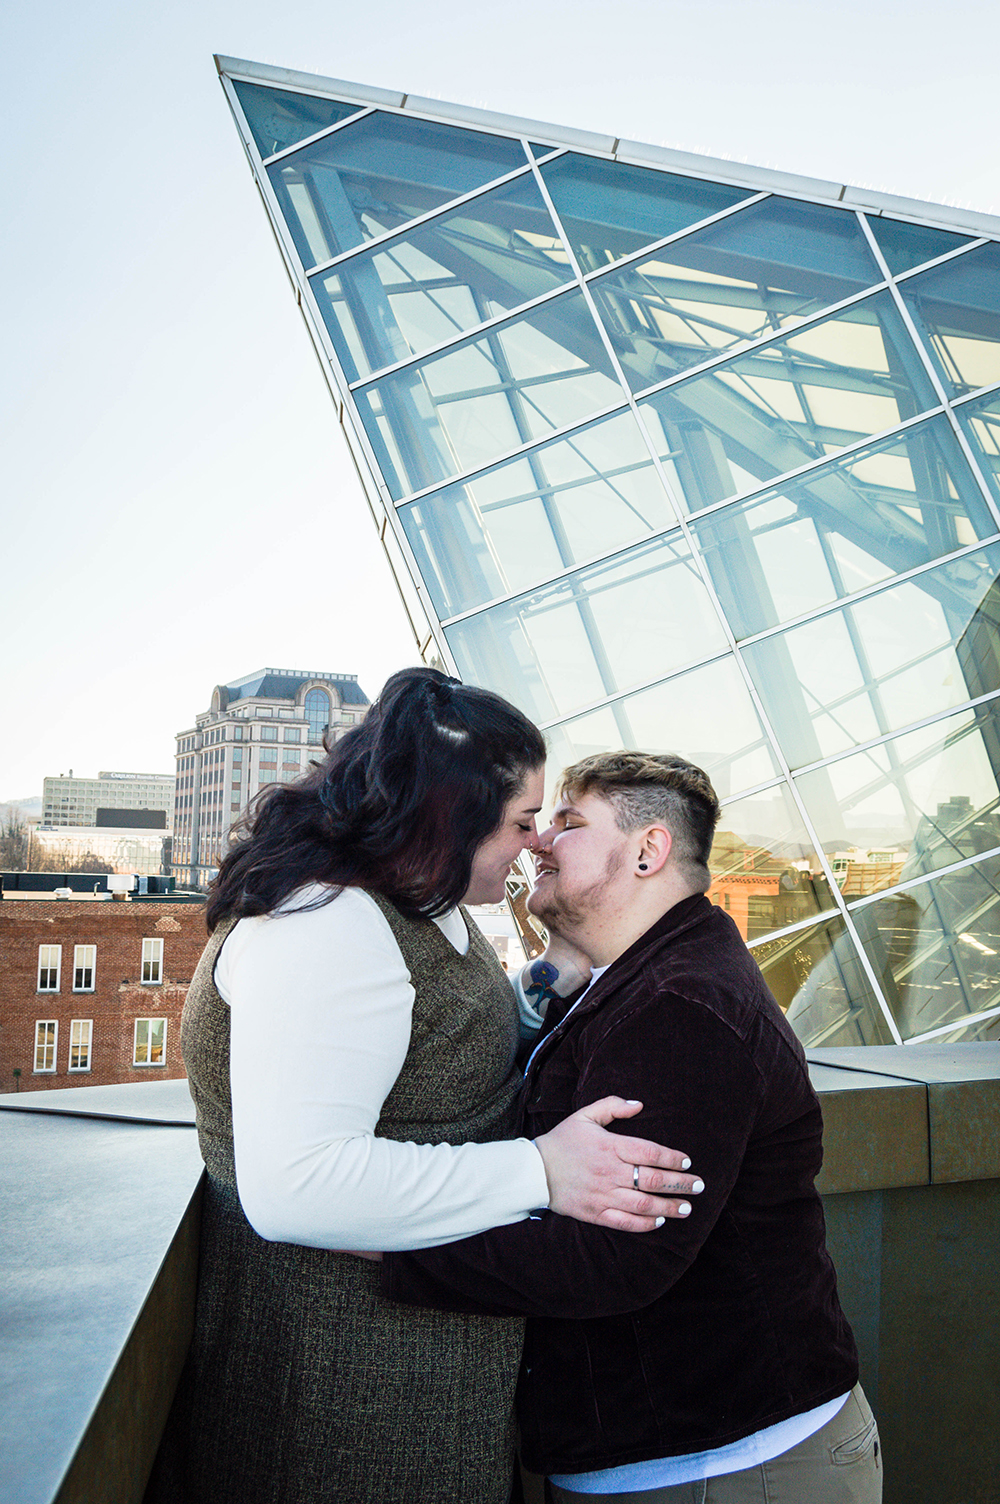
[382,749,881,1503]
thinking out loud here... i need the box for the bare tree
[0,808,31,869]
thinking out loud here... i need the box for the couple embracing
[150,668,880,1504]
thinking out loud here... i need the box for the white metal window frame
[73,944,96,993]
[68,1019,93,1073]
[34,1019,58,1073]
[37,945,61,993]
[133,1017,167,1067]
[141,937,163,985]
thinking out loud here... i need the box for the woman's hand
[534,1098,704,1232]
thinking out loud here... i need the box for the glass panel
[955,387,1000,507]
[446,532,727,723]
[540,153,753,274]
[743,540,1000,769]
[797,700,1000,898]
[312,174,571,381]
[592,198,881,393]
[639,290,938,513]
[763,916,895,1046]
[233,80,362,159]
[269,113,527,268]
[899,242,1000,398]
[689,416,995,639]
[867,216,972,278]
[710,782,837,939]
[853,862,1000,1040]
[545,654,781,800]
[355,289,625,500]
[149,1019,166,1064]
[916,1011,1000,1042]
[399,409,675,618]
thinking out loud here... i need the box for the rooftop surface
[2,1054,997,1503]
[0,1080,201,1504]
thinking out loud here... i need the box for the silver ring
[633,1165,640,1191]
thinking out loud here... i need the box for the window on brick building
[69,1019,93,1072]
[141,938,163,984]
[34,1020,57,1072]
[37,945,61,992]
[73,945,96,992]
[134,1017,167,1066]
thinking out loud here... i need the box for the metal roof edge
[214,54,404,110]
[402,93,616,154]
[213,55,1000,239]
[839,184,1000,238]
[614,138,844,201]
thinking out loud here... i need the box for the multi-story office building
[215,57,1000,1050]
[172,668,370,888]
[41,772,174,829]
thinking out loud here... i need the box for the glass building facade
[219,55,1000,1048]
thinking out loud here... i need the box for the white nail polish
[681,1157,691,1170]
[655,1216,665,1228]
[692,1179,705,1194]
[626,1099,642,1106]
[678,1202,692,1217]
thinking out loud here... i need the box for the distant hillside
[0,797,43,821]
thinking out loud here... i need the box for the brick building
[0,895,207,1092]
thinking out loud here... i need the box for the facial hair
[529,845,626,936]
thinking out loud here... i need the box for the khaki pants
[545,1384,881,1504]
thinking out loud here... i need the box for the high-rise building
[172,668,370,888]
[216,57,1000,1049]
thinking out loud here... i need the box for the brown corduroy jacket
[383,893,859,1477]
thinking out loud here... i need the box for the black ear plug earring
[638,862,648,871]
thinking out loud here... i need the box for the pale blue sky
[3,0,999,799]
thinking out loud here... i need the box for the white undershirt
[216,885,549,1251]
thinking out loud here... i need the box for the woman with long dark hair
[156,668,695,1504]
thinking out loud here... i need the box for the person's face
[527,790,630,935]
[463,766,546,906]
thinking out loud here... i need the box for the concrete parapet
[811,1045,1000,1504]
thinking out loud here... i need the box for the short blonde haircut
[558,751,720,892]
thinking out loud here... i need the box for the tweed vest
[173,888,526,1504]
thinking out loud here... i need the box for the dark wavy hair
[206,668,546,931]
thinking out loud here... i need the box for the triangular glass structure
[220,58,1000,1048]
